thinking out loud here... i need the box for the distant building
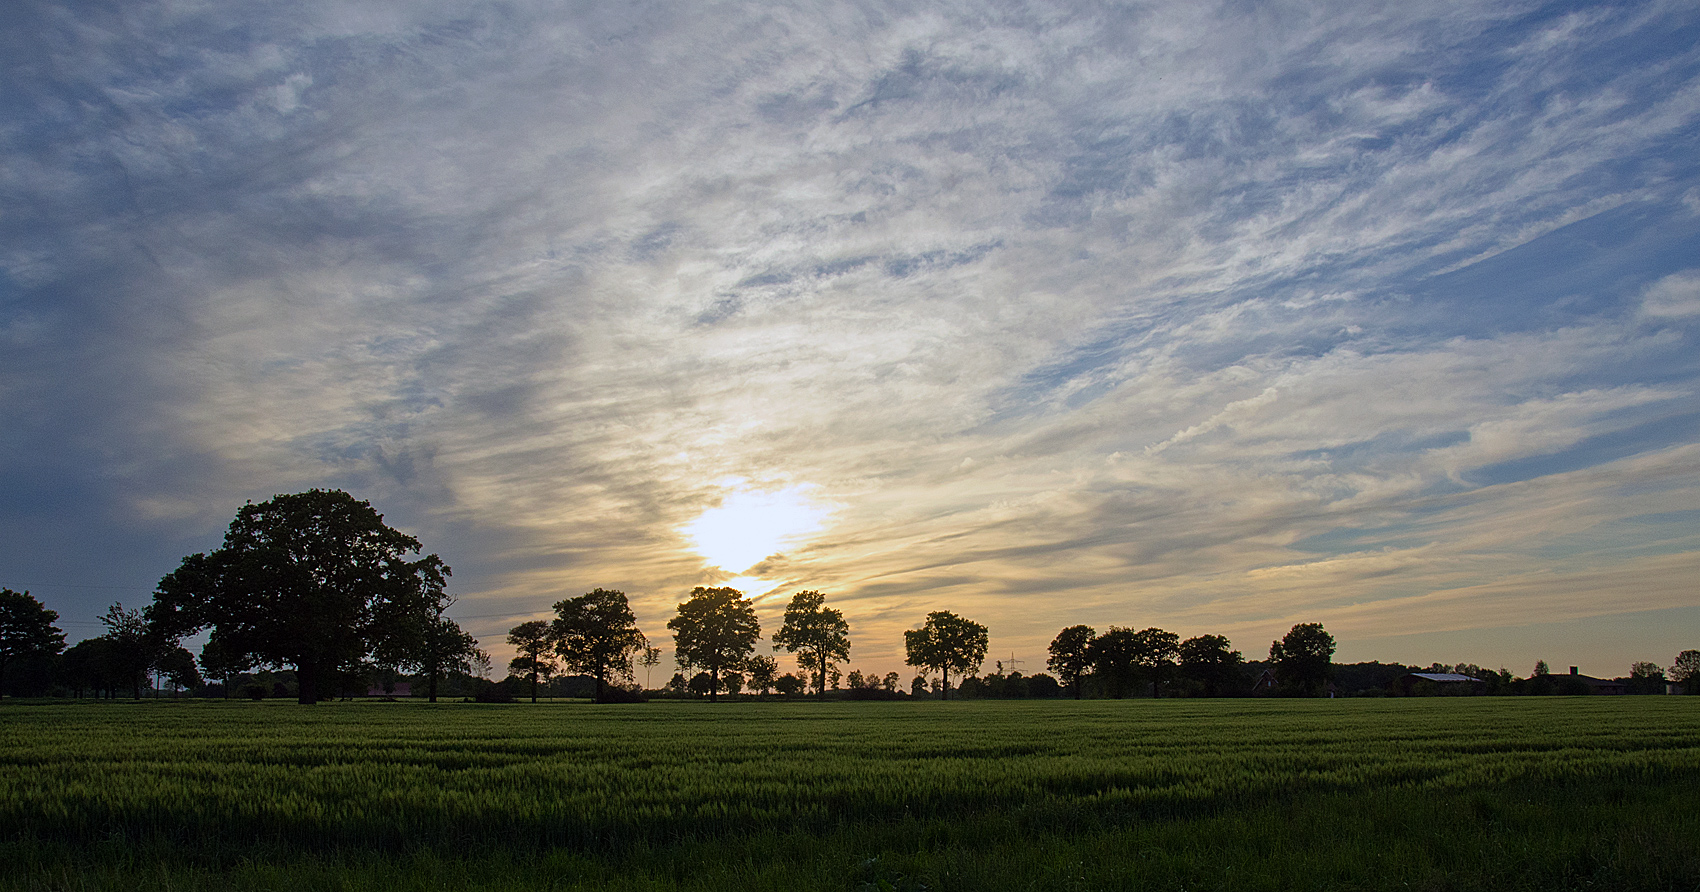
[1251,668,1278,695]
[1392,672,1485,696]
[1564,667,1624,695]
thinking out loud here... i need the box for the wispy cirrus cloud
[3,1,1697,674]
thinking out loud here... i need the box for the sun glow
[682,484,829,574]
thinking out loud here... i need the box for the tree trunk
[428,666,439,703]
[530,669,538,703]
[297,663,319,705]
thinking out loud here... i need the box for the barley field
[3,697,1697,891]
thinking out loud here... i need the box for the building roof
[1407,672,1482,683]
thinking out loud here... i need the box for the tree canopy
[903,611,987,699]
[1672,650,1700,693]
[771,590,850,698]
[148,489,470,704]
[1178,634,1244,697]
[506,620,559,703]
[667,586,759,701]
[1087,627,1140,699]
[1270,622,1335,696]
[374,590,481,703]
[553,588,648,702]
[1128,627,1180,697]
[0,589,65,697]
[1046,624,1095,700]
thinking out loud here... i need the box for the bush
[596,685,648,704]
[474,678,521,703]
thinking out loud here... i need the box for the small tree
[1628,661,1666,695]
[375,587,480,703]
[745,655,778,695]
[1270,622,1335,696]
[198,636,252,699]
[62,638,119,698]
[772,590,851,699]
[667,587,760,702]
[1047,624,1096,700]
[156,646,202,695]
[903,611,988,700]
[553,589,648,703]
[1671,650,1700,694]
[882,671,900,692]
[640,646,663,690]
[775,672,804,697]
[0,589,66,698]
[506,620,559,703]
[687,671,714,698]
[100,603,159,699]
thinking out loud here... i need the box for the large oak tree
[667,586,759,701]
[149,489,466,704]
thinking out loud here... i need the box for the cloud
[1641,270,1700,317]
[3,1,1698,674]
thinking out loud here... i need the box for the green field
[3,698,1698,891]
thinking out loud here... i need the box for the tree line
[4,489,1699,702]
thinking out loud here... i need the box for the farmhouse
[1564,667,1625,695]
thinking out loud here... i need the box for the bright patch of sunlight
[682,484,829,574]
[719,575,784,599]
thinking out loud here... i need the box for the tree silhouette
[1087,627,1140,699]
[1046,624,1096,700]
[553,589,648,702]
[100,603,159,699]
[903,611,987,700]
[667,587,759,702]
[1672,650,1700,694]
[156,646,202,694]
[772,590,850,699]
[375,589,481,703]
[745,655,779,695]
[1270,622,1335,696]
[198,635,252,699]
[0,589,65,698]
[149,489,455,704]
[640,646,663,690]
[1128,627,1180,697]
[1178,634,1244,697]
[506,620,559,702]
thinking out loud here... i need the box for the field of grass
[3,697,1698,891]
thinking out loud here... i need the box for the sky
[4,0,1698,683]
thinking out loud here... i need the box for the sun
[682,484,829,574]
